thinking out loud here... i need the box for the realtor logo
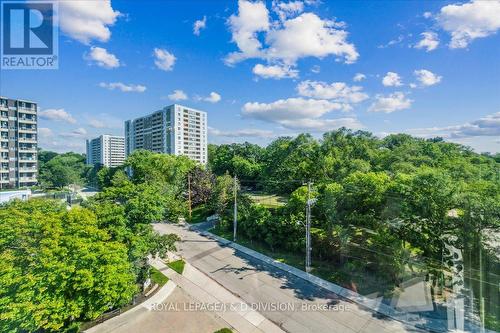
[1,1,58,69]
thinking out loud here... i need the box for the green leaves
[0,200,137,332]
[38,151,89,189]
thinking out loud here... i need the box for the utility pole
[233,175,238,242]
[305,181,313,273]
[188,173,192,220]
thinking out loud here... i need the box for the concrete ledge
[142,280,176,310]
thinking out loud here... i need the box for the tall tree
[0,200,137,332]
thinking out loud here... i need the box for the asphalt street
[154,223,425,333]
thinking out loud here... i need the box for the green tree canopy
[0,200,137,332]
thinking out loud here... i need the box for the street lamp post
[305,181,315,273]
[233,175,238,242]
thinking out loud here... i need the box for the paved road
[154,223,425,333]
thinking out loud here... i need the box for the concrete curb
[142,280,176,311]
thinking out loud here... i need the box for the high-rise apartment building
[0,97,38,189]
[86,135,125,168]
[125,104,207,164]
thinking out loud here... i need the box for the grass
[150,267,168,286]
[188,204,212,224]
[248,192,287,208]
[167,259,185,275]
[213,329,232,333]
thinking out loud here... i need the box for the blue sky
[1,0,499,153]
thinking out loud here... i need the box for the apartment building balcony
[19,178,37,184]
[19,146,37,153]
[19,166,37,172]
[18,107,36,115]
[18,137,36,143]
[18,127,36,133]
[18,157,36,162]
[18,117,36,124]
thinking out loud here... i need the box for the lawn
[167,259,185,274]
[248,192,287,208]
[188,204,212,224]
[150,266,168,286]
[213,329,232,333]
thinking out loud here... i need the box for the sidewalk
[152,258,285,333]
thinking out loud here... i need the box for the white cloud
[153,48,176,71]
[310,65,320,73]
[447,112,500,138]
[272,1,305,21]
[382,72,403,87]
[193,16,207,36]
[226,1,358,76]
[243,97,343,122]
[279,117,364,131]
[86,114,122,129]
[39,109,76,124]
[423,12,433,19]
[414,31,440,52]
[99,82,146,93]
[203,92,221,103]
[296,80,368,105]
[86,46,120,68]
[38,127,54,138]
[168,90,188,101]
[39,140,86,153]
[437,0,500,49]
[88,119,105,128]
[242,97,363,131]
[378,35,405,49]
[369,92,412,113]
[60,127,88,138]
[253,63,298,79]
[265,13,359,64]
[209,127,275,138]
[59,0,120,44]
[226,0,270,65]
[408,112,500,138]
[414,69,442,87]
[353,73,366,82]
